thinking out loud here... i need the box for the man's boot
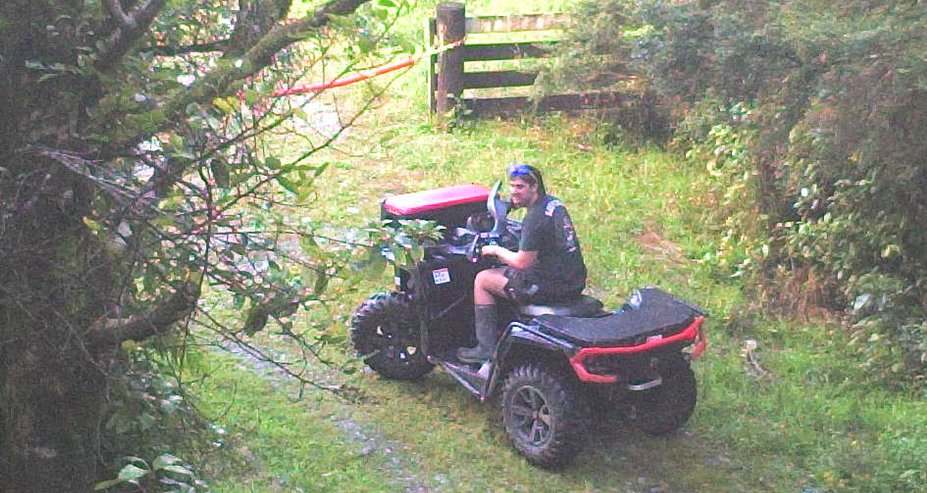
[457,304,496,364]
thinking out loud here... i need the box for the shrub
[566,0,927,383]
[99,346,217,485]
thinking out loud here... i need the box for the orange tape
[272,39,464,97]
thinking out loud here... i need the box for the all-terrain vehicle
[350,183,708,468]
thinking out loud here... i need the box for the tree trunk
[0,167,112,490]
[2,334,105,492]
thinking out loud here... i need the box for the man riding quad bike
[457,164,587,368]
[350,169,708,468]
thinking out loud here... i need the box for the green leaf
[172,149,196,160]
[244,89,261,105]
[363,248,387,280]
[118,464,149,481]
[230,242,248,255]
[314,270,329,294]
[319,332,347,344]
[243,307,269,335]
[211,157,230,189]
[205,114,221,129]
[276,174,300,195]
[162,465,193,476]
[169,133,185,151]
[82,216,103,234]
[407,243,424,264]
[299,235,322,259]
[153,454,181,471]
[313,162,330,177]
[94,478,125,490]
[300,266,317,288]
[212,97,237,114]
[881,244,901,259]
[265,156,281,169]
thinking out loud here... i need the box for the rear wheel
[350,292,433,380]
[501,363,588,468]
[633,358,697,435]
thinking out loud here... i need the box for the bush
[681,101,766,279]
[99,346,217,485]
[567,0,927,383]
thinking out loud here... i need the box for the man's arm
[482,245,537,271]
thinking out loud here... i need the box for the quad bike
[350,183,708,468]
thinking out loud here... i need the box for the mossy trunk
[2,333,105,492]
[0,170,113,491]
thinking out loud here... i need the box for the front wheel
[350,292,433,380]
[501,363,588,468]
[633,358,697,435]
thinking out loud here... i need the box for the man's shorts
[502,267,545,304]
[502,268,584,304]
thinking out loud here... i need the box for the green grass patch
[192,352,424,492]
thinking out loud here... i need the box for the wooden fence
[427,2,633,118]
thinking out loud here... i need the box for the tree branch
[28,146,138,206]
[87,279,200,347]
[96,0,168,72]
[111,0,368,153]
[102,0,135,28]
[146,40,231,56]
[228,0,295,57]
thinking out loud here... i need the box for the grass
[183,1,927,492]
[190,353,413,492]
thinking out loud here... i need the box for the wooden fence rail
[428,2,632,118]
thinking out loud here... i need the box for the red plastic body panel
[569,316,707,384]
[382,184,490,217]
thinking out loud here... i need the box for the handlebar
[464,231,501,263]
[434,182,512,263]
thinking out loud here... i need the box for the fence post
[435,2,465,120]
[426,17,437,114]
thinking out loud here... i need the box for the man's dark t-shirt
[517,194,587,300]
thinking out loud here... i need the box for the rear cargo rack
[569,316,707,384]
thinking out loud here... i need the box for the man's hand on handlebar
[480,245,503,258]
[480,244,536,271]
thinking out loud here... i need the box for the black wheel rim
[374,321,418,364]
[509,385,552,446]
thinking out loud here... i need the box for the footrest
[439,359,487,396]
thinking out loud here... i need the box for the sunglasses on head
[508,164,537,180]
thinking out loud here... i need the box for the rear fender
[497,322,576,360]
[486,322,576,398]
